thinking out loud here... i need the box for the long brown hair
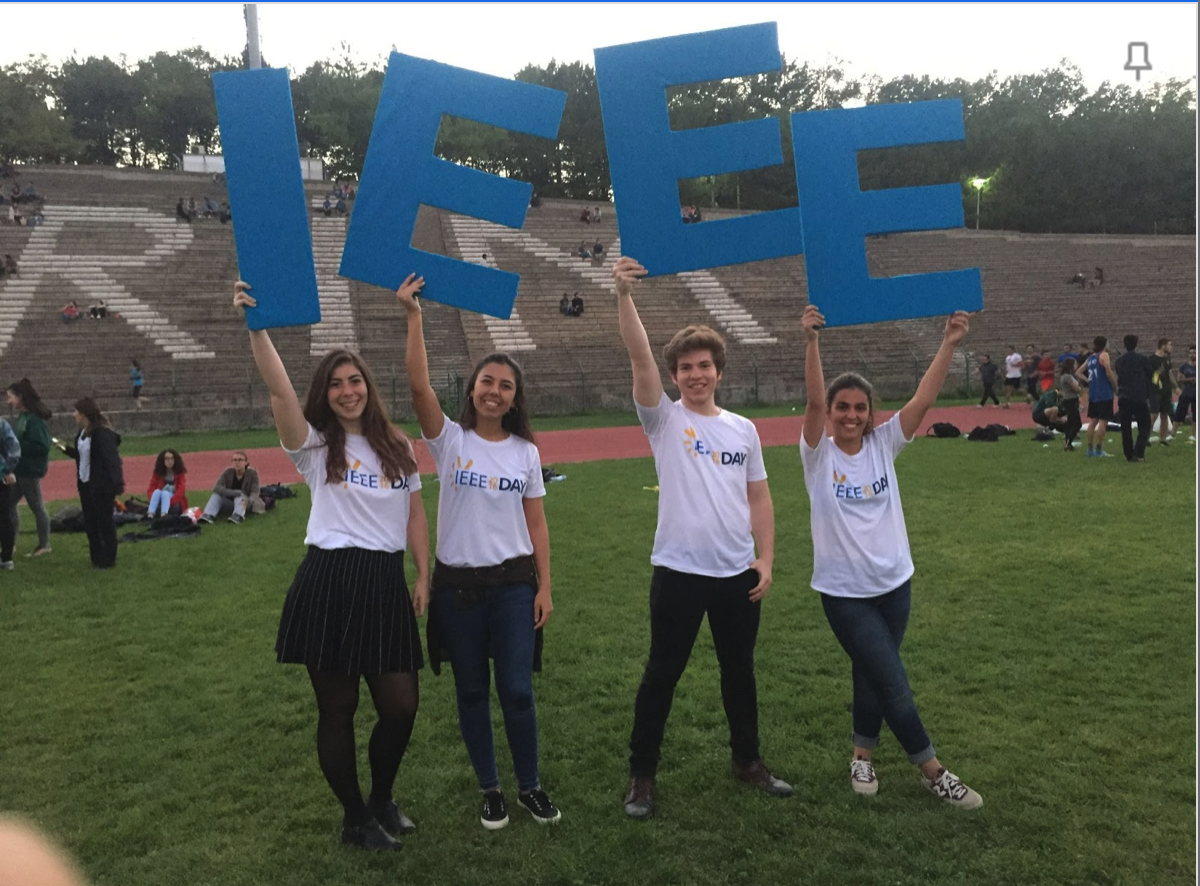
[302,349,417,485]
[825,372,876,436]
[7,378,52,420]
[457,353,536,444]
[73,397,109,435]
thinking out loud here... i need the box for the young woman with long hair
[145,449,188,518]
[55,398,124,569]
[398,274,560,831]
[233,280,429,852]
[5,378,53,557]
[799,303,983,809]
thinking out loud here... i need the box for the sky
[1,2,1197,92]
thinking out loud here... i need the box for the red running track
[42,404,1036,503]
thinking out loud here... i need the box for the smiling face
[829,387,873,451]
[326,360,369,427]
[470,361,517,423]
[670,348,721,411]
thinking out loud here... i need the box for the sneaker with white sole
[921,768,983,809]
[480,790,509,830]
[850,758,878,795]
[518,788,562,824]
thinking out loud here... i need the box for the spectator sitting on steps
[570,293,584,317]
[61,301,81,324]
[592,241,605,262]
[580,207,592,223]
[559,294,571,316]
[1069,271,1086,287]
[577,241,592,260]
[335,197,346,215]
[2,254,16,276]
[322,197,332,217]
[1090,267,1104,288]
[176,198,191,223]
[203,196,219,217]
[88,300,108,320]
[198,450,264,524]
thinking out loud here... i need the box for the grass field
[4,435,1195,886]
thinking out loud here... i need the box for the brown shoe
[623,775,655,819]
[732,758,793,797]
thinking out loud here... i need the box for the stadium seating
[0,165,1193,434]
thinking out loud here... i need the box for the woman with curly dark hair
[145,449,187,517]
[233,280,428,853]
[5,378,53,557]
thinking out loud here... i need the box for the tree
[134,48,228,168]
[56,55,140,165]
[291,48,383,179]
[0,57,80,163]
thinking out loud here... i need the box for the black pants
[1062,398,1082,446]
[629,566,761,777]
[979,382,999,406]
[1176,393,1195,424]
[1118,398,1151,461]
[79,482,118,567]
[0,482,14,562]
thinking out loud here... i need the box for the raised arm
[233,281,307,450]
[613,256,663,408]
[899,311,971,439]
[801,304,827,450]
[397,275,445,440]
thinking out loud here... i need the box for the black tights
[308,668,419,826]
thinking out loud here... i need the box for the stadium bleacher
[0,166,1193,435]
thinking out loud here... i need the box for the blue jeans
[430,582,540,792]
[820,580,936,764]
[148,488,174,517]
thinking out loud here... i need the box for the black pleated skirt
[275,546,424,675]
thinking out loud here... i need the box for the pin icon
[1124,42,1152,81]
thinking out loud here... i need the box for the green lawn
[5,436,1195,886]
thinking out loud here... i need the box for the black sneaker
[341,817,400,851]
[517,788,562,825]
[367,797,416,836]
[480,790,509,830]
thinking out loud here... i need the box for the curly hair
[152,449,186,477]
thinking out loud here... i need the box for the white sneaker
[0,560,13,571]
[850,759,878,795]
[921,768,983,809]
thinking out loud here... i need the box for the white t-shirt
[76,434,92,483]
[636,392,767,578]
[423,415,545,568]
[799,413,914,598]
[1005,352,1024,379]
[284,424,421,552]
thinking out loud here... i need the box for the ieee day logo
[451,456,528,494]
[342,459,411,490]
[682,427,748,466]
[832,468,888,500]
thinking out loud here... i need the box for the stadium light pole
[970,177,988,230]
[245,4,261,69]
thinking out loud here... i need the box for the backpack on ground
[1032,426,1057,441]
[927,422,961,439]
[261,483,296,500]
[987,423,1015,437]
[967,425,1000,442]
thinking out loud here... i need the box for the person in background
[1174,345,1196,429]
[0,415,21,571]
[5,378,52,557]
[146,449,188,518]
[1058,358,1083,452]
[977,354,1000,407]
[56,398,124,569]
[1148,338,1176,445]
[1115,334,1154,463]
[1079,335,1118,458]
[198,451,263,524]
[130,359,145,410]
[1003,345,1023,408]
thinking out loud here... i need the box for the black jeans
[79,482,118,567]
[0,483,14,562]
[1118,398,1151,461]
[629,566,761,777]
[979,382,999,406]
[1062,398,1082,446]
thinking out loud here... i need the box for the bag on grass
[50,505,86,533]
[1032,426,1057,441]
[987,423,1015,437]
[261,483,295,500]
[967,425,1000,442]
[927,422,961,439]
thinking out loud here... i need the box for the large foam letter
[212,68,320,330]
[594,23,803,277]
[791,99,983,327]
[339,53,565,319]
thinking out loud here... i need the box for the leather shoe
[732,758,793,797]
[623,775,656,819]
[367,797,417,836]
[341,817,401,851]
